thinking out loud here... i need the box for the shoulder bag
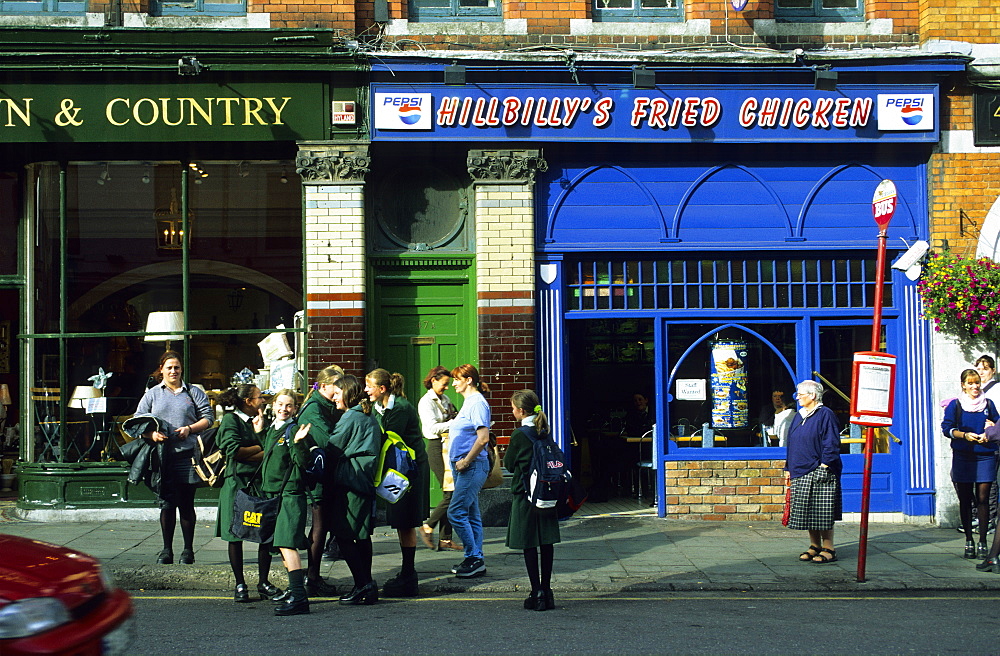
[230,459,293,544]
[482,432,504,490]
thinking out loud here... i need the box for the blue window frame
[409,0,501,21]
[775,0,862,21]
[154,0,244,16]
[593,0,681,22]
[0,0,84,13]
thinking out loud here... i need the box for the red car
[0,534,135,655]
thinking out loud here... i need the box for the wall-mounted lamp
[96,164,111,186]
[633,65,656,90]
[279,169,289,184]
[814,67,838,92]
[178,56,204,76]
[236,160,250,178]
[141,167,151,184]
[444,63,466,86]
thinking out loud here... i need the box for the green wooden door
[370,277,475,507]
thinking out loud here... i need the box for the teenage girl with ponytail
[214,383,281,603]
[297,365,344,595]
[365,368,429,597]
[505,389,560,611]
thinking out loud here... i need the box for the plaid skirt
[788,467,842,531]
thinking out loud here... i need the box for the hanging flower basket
[917,251,1000,342]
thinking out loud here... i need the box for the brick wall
[918,0,1000,44]
[665,459,786,521]
[303,183,367,380]
[927,87,1000,256]
[474,182,536,440]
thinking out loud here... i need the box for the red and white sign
[876,94,934,131]
[850,351,896,427]
[872,179,896,230]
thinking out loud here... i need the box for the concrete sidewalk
[2,501,999,594]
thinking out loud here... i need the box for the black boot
[274,569,310,616]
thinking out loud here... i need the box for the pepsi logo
[900,104,923,126]
[398,103,422,125]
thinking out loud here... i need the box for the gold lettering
[264,97,291,126]
[2,98,32,127]
[106,98,130,126]
[216,98,240,126]
[159,98,185,127]
[243,97,265,126]
[132,98,159,126]
[184,98,214,125]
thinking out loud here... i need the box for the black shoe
[234,584,250,603]
[305,576,338,597]
[274,594,310,616]
[979,542,989,559]
[964,540,977,559]
[524,589,541,610]
[454,557,486,578]
[381,571,419,598]
[178,549,194,565]
[257,582,283,600]
[537,588,555,611]
[271,589,292,604]
[976,556,997,571]
[156,549,173,565]
[339,580,378,605]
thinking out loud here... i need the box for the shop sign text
[372,85,938,144]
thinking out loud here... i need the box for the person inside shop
[623,392,655,497]
[757,389,795,447]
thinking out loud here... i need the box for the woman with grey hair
[784,379,843,564]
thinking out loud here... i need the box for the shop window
[152,0,245,15]
[567,255,889,312]
[24,161,303,464]
[408,0,501,21]
[0,0,84,13]
[775,0,862,21]
[593,0,681,21]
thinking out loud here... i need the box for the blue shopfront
[371,57,963,520]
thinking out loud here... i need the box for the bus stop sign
[872,179,897,230]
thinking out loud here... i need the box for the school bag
[521,425,572,515]
[375,430,417,504]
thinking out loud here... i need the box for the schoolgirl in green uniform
[505,390,560,611]
[260,390,315,616]
[365,368,430,597]
[214,384,281,603]
[326,374,382,605]
[296,365,344,596]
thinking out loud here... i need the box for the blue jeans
[448,458,488,560]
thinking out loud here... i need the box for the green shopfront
[0,28,363,511]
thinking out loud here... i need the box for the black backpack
[522,425,572,515]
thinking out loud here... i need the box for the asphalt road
[125,590,998,655]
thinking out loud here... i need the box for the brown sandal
[799,546,821,562]
[811,548,837,564]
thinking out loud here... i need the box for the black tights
[523,544,555,592]
[227,541,274,587]
[306,503,329,580]
[336,536,373,588]
[955,481,992,543]
[160,484,197,552]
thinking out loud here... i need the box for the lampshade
[69,385,101,409]
[144,311,185,342]
[0,384,10,406]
